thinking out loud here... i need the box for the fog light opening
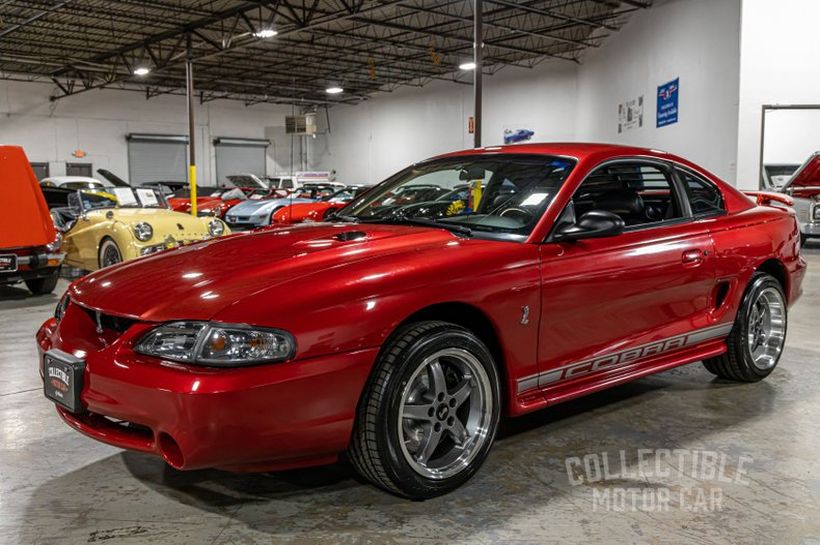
[158,433,184,468]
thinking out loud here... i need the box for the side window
[679,169,725,217]
[573,161,683,227]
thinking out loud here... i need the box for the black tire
[349,321,501,499]
[703,272,787,382]
[24,272,59,295]
[800,233,807,247]
[98,238,123,269]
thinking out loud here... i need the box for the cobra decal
[517,323,734,393]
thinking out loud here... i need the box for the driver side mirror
[554,210,625,242]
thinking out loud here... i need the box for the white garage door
[127,134,188,185]
[214,138,269,186]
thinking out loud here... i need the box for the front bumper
[0,247,63,285]
[225,215,267,230]
[36,304,376,472]
[799,221,820,238]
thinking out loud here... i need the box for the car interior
[571,162,683,227]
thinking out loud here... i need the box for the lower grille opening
[99,415,153,440]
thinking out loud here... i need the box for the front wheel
[349,321,501,499]
[98,238,123,269]
[703,272,787,382]
[24,272,59,295]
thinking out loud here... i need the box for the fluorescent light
[325,86,344,94]
[459,61,477,71]
[133,66,151,76]
[253,28,278,38]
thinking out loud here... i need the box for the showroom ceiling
[0,0,651,107]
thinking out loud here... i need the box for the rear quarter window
[678,169,725,217]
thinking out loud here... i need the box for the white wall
[309,63,578,184]
[576,0,741,183]
[311,0,741,185]
[0,80,294,185]
[736,0,820,188]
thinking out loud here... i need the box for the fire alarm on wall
[72,150,86,158]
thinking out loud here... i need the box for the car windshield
[73,187,167,211]
[339,154,576,239]
[763,165,799,190]
[172,186,224,198]
[297,185,338,199]
[324,186,367,202]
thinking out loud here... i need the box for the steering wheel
[499,207,534,223]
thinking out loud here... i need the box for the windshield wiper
[357,215,473,237]
[325,212,359,223]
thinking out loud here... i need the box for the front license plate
[43,349,85,413]
[0,254,17,272]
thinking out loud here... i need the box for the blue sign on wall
[656,78,679,128]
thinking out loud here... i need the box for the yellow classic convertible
[55,187,230,271]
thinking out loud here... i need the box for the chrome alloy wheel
[398,347,493,480]
[747,286,786,370]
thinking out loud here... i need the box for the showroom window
[29,162,49,180]
[678,169,726,217]
[66,162,92,177]
[573,161,683,227]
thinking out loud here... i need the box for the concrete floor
[2,246,819,545]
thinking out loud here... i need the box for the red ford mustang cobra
[37,143,806,499]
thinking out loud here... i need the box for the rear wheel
[349,321,501,499]
[703,272,787,382]
[98,239,123,269]
[24,272,59,295]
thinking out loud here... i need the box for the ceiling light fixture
[253,28,278,38]
[458,61,477,71]
[325,86,344,94]
[133,66,151,76]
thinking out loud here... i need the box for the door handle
[682,249,706,266]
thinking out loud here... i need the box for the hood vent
[334,231,367,242]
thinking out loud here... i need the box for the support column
[473,0,483,149]
[186,51,198,216]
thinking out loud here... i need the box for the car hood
[784,152,820,190]
[228,197,312,216]
[69,223,464,322]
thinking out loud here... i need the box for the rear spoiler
[742,191,794,207]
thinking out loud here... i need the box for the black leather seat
[595,189,646,225]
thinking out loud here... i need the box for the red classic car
[37,143,806,499]
[271,185,370,224]
[167,187,250,218]
[1,145,65,294]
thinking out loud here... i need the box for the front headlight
[46,232,63,252]
[134,321,295,366]
[133,222,153,241]
[813,205,820,221]
[208,219,225,236]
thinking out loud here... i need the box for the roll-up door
[127,134,188,185]
[214,137,269,186]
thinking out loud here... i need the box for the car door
[533,158,718,394]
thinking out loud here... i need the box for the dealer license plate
[43,349,85,413]
[0,254,17,272]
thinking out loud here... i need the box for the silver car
[225,195,313,229]
[777,152,820,245]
